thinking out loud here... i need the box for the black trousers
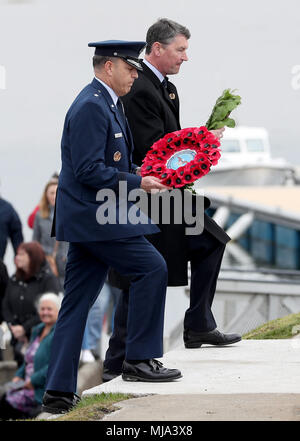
[104,229,226,373]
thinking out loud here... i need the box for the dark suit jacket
[110,63,230,286]
[52,78,159,242]
[123,64,181,165]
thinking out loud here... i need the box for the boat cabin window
[221,139,240,152]
[246,139,265,152]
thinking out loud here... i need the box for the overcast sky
[1,0,300,254]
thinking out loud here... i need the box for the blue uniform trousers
[45,235,167,393]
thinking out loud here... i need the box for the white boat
[196,126,296,186]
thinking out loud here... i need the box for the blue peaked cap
[88,40,146,71]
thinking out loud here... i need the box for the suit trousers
[104,229,226,373]
[45,236,168,393]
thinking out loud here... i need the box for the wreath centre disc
[166,149,197,170]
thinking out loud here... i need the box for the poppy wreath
[140,126,221,189]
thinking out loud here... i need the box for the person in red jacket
[27,173,59,229]
[27,206,40,230]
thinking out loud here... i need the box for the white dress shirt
[142,59,165,84]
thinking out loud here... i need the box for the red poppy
[153,163,167,174]
[207,149,221,165]
[176,167,194,185]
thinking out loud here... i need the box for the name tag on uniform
[114,132,123,138]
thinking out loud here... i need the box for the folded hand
[210,127,225,139]
[141,176,172,193]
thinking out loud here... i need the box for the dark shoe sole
[184,342,203,349]
[102,378,119,383]
[41,404,71,415]
[102,373,121,383]
[185,336,242,348]
[122,373,182,382]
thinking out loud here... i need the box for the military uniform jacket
[52,78,159,242]
[120,62,230,286]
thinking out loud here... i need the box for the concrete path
[83,339,300,421]
[101,394,300,421]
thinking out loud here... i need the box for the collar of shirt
[94,77,119,106]
[143,59,165,84]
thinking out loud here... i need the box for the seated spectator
[0,293,61,420]
[0,196,23,260]
[32,177,68,290]
[1,242,60,366]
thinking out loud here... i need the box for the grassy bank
[243,312,300,340]
[46,392,134,421]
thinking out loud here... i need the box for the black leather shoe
[42,391,81,414]
[102,367,121,383]
[122,359,182,382]
[184,328,241,348]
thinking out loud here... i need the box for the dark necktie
[116,98,126,127]
[161,78,168,89]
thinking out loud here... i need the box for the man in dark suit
[103,19,241,382]
[42,40,182,415]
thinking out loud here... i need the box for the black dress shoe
[184,328,242,348]
[122,359,182,382]
[102,367,121,383]
[42,391,81,414]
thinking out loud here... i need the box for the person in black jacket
[1,241,60,366]
[0,197,23,260]
[0,260,8,322]
[0,259,9,360]
[104,18,241,381]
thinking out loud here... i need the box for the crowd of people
[0,293,61,419]
[0,173,117,419]
[0,17,242,419]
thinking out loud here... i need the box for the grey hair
[38,293,62,311]
[145,18,191,54]
[93,55,114,69]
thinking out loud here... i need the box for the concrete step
[83,339,300,397]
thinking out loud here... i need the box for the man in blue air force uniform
[42,40,182,415]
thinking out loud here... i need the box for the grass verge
[54,393,135,421]
[42,392,135,421]
[243,312,300,340]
